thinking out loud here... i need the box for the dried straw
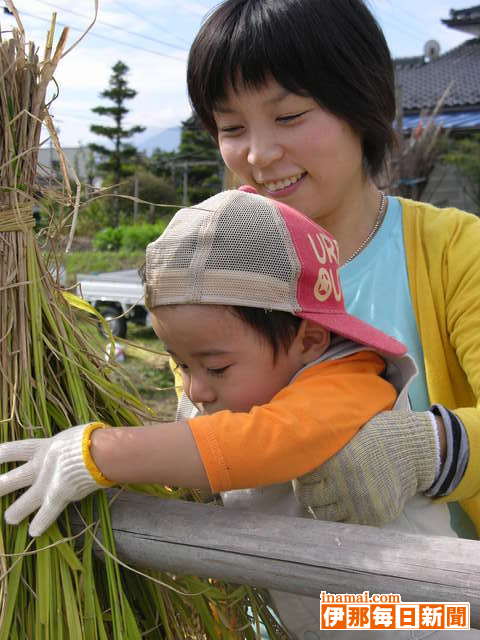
[0,5,285,638]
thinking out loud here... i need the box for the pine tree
[89,61,145,222]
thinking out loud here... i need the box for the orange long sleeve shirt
[188,351,396,492]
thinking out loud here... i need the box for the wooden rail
[89,490,480,628]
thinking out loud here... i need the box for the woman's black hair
[187,0,396,177]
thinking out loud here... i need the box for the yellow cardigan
[401,198,480,533]
[172,197,480,532]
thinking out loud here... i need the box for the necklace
[344,191,387,264]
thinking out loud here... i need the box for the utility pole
[182,163,189,205]
[133,173,139,222]
[175,159,222,205]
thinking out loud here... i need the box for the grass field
[63,249,146,284]
[114,324,178,421]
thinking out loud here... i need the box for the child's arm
[90,422,210,489]
[0,420,210,537]
[187,351,396,492]
[94,352,397,492]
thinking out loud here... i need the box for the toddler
[0,188,422,639]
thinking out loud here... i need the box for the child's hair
[139,264,302,360]
[187,0,395,177]
[230,306,302,359]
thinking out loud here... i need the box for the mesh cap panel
[205,197,294,281]
[145,190,300,311]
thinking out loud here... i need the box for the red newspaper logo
[319,592,470,631]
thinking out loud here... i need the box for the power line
[375,11,431,47]
[371,1,443,47]
[34,0,188,52]
[380,5,437,42]
[385,0,441,35]
[17,9,187,62]
[113,0,190,47]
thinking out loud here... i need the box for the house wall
[422,162,479,215]
[37,147,90,182]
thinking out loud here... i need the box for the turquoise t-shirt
[340,197,476,538]
[340,197,429,411]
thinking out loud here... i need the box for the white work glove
[293,411,438,526]
[0,422,114,537]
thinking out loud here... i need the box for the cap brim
[299,311,407,357]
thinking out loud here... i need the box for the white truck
[76,269,150,338]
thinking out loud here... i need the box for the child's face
[151,305,306,415]
[213,77,363,225]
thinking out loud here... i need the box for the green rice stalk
[0,5,284,638]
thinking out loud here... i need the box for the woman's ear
[296,320,330,363]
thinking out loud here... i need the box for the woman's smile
[260,171,307,196]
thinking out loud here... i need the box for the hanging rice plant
[0,4,286,638]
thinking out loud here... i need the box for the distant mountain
[135,126,181,154]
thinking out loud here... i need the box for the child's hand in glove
[0,423,113,537]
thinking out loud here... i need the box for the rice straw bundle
[0,5,285,638]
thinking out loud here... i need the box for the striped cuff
[82,422,116,487]
[424,405,468,497]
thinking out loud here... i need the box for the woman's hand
[293,410,439,525]
[0,423,113,537]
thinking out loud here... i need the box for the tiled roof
[394,38,480,111]
[452,4,480,17]
[442,4,480,26]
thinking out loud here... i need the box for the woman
[186,0,480,541]
[0,1,477,636]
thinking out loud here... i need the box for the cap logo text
[308,233,342,303]
[307,232,339,265]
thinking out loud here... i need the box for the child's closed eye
[207,366,230,377]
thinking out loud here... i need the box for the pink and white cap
[145,186,406,356]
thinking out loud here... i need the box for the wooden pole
[85,491,480,628]
[133,173,139,222]
[182,162,188,205]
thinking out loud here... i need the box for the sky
[1,0,476,147]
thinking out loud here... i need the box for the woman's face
[213,78,365,223]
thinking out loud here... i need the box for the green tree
[148,148,178,183]
[121,170,178,223]
[176,113,223,203]
[89,61,145,223]
[441,134,480,214]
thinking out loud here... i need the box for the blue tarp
[402,110,480,130]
